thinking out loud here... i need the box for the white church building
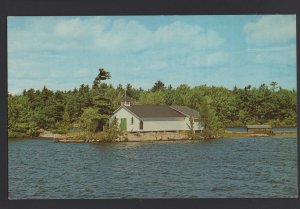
[109,96,204,133]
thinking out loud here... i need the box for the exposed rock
[56,139,85,143]
[249,134,269,137]
[39,131,65,139]
[126,132,189,142]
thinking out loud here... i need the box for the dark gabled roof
[126,105,185,118]
[246,125,272,129]
[171,105,200,118]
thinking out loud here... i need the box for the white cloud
[7,16,229,92]
[244,15,296,45]
[154,21,224,49]
[8,27,75,52]
[248,44,296,66]
[9,17,224,53]
[243,15,296,80]
[8,17,108,52]
[94,19,224,53]
[55,18,86,38]
[54,17,108,39]
[95,19,153,52]
[159,22,221,48]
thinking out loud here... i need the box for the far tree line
[8,68,297,138]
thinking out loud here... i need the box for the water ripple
[8,137,297,199]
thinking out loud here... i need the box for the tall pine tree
[92,68,113,131]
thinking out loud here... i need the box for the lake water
[9,136,298,199]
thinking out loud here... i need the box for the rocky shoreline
[224,130,297,138]
[39,131,66,139]
[53,132,194,143]
[37,130,297,143]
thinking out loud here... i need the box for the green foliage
[8,71,297,139]
[126,83,141,100]
[8,95,39,138]
[53,111,72,134]
[75,119,122,143]
[164,85,175,105]
[174,84,191,106]
[198,99,224,138]
[62,111,71,126]
[79,107,101,132]
[137,91,165,105]
[92,68,111,89]
[91,68,113,130]
[105,117,122,142]
[151,80,166,92]
[202,108,224,138]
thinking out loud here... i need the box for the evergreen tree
[79,107,101,132]
[151,80,166,92]
[8,79,297,138]
[92,68,113,131]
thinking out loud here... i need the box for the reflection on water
[9,136,297,199]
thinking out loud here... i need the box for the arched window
[140,120,143,130]
[131,117,134,125]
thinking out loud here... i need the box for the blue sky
[8,15,296,94]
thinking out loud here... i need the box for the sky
[7,15,296,94]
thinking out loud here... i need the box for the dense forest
[8,69,297,138]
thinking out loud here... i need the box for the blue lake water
[8,136,298,199]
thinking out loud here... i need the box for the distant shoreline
[224,130,297,138]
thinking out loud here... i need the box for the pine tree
[92,68,113,131]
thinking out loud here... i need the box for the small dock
[246,124,272,133]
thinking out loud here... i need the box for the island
[8,68,297,142]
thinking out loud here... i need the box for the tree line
[8,69,297,138]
